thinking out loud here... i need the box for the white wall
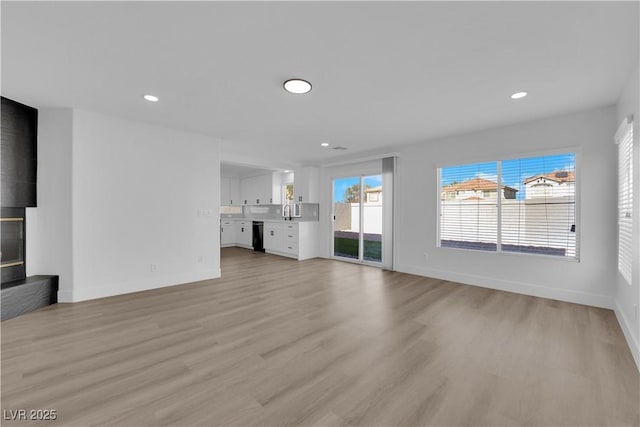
[319,107,617,309]
[26,110,74,293]
[395,106,617,308]
[615,63,640,369]
[31,109,221,302]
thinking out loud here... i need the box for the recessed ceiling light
[510,91,528,99]
[284,170,291,173]
[321,142,329,147]
[144,94,159,102]
[283,79,312,94]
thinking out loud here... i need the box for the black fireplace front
[1,207,26,283]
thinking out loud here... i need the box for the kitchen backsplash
[220,204,319,221]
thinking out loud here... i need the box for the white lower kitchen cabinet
[263,222,281,252]
[220,219,236,247]
[264,221,318,260]
[235,220,252,248]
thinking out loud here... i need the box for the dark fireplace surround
[1,96,58,320]
[1,207,26,283]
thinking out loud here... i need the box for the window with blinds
[616,118,633,285]
[440,162,498,251]
[439,152,578,259]
[501,154,576,258]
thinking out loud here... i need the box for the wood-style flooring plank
[2,247,638,426]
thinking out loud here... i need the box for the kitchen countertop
[220,217,314,223]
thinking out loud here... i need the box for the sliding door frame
[332,174,383,267]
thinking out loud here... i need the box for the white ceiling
[2,1,638,167]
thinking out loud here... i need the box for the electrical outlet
[198,208,214,217]
[150,263,158,272]
[197,256,203,263]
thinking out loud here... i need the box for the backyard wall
[441,198,576,257]
[348,203,383,234]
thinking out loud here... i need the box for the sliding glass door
[333,176,360,260]
[332,175,383,264]
[362,175,383,262]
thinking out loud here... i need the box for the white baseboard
[221,244,253,250]
[395,263,613,309]
[265,249,298,260]
[57,290,74,303]
[614,301,640,371]
[58,268,222,303]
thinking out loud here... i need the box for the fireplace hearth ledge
[1,275,59,321]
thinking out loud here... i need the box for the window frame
[282,182,294,205]
[436,148,581,262]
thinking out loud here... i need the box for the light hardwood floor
[2,247,639,426]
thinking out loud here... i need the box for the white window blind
[439,153,578,259]
[440,162,498,251]
[501,154,577,258]
[616,117,633,285]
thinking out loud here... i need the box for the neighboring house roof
[463,196,483,201]
[524,171,575,185]
[364,186,382,193]
[442,177,517,193]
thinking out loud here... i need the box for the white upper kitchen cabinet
[240,175,256,204]
[293,166,319,203]
[228,178,240,205]
[220,177,240,205]
[257,175,273,204]
[271,172,283,205]
[220,177,231,206]
[241,173,277,204]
